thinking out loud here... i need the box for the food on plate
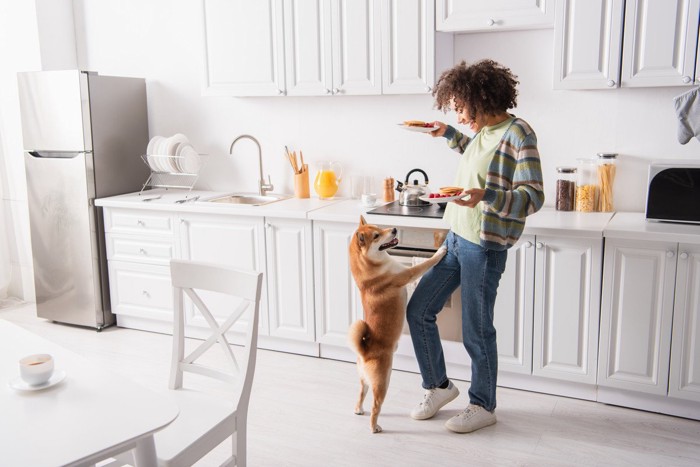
[403,120,435,128]
[438,186,464,196]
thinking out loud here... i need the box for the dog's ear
[356,231,365,246]
[359,215,367,226]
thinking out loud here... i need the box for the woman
[406,59,544,434]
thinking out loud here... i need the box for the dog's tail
[348,320,371,357]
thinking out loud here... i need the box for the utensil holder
[294,170,310,198]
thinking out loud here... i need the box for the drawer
[106,234,174,265]
[108,261,173,322]
[104,208,173,235]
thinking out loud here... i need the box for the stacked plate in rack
[145,134,201,174]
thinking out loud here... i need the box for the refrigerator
[17,70,150,329]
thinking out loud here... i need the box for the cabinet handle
[426,86,432,92]
[680,252,689,260]
[523,241,533,248]
[332,88,340,94]
[682,76,691,84]
[667,250,675,258]
[265,222,272,229]
[326,89,332,94]
[139,248,147,255]
[536,242,543,249]
[142,290,150,298]
[606,80,616,87]
[137,220,145,227]
[277,89,286,96]
[486,18,495,26]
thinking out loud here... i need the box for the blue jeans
[406,231,507,412]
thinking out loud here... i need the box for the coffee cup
[19,353,54,386]
[361,193,377,207]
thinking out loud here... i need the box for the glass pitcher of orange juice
[314,161,343,199]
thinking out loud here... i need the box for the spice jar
[575,158,598,212]
[555,167,576,211]
[596,153,617,212]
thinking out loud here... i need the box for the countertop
[95,189,345,219]
[604,212,700,244]
[96,191,620,236]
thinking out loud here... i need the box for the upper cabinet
[202,0,448,96]
[622,0,700,87]
[435,0,554,32]
[283,0,381,96]
[203,0,286,96]
[554,0,700,90]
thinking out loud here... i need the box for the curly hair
[433,60,519,121]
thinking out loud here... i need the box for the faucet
[229,134,273,196]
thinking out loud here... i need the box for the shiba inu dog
[348,216,446,433]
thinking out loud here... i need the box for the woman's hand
[429,121,447,138]
[453,188,485,208]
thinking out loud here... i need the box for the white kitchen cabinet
[532,235,602,385]
[669,243,700,403]
[380,0,453,95]
[553,0,700,89]
[553,0,625,90]
[264,217,315,342]
[202,0,286,96]
[204,0,447,96]
[622,0,700,87]
[494,235,535,375]
[283,0,381,96]
[103,209,176,332]
[177,212,269,336]
[313,221,362,357]
[436,0,554,33]
[596,213,700,420]
[598,238,677,395]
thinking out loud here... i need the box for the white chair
[155,259,263,467]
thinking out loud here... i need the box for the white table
[0,319,178,467]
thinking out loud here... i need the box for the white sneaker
[410,381,460,420]
[444,404,497,433]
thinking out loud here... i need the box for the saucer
[8,370,66,392]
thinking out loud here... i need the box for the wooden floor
[2,303,700,467]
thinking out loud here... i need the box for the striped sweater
[445,117,545,251]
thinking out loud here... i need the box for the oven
[383,226,462,343]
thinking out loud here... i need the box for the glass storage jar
[596,153,618,212]
[555,166,576,211]
[575,158,598,212]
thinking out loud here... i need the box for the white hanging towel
[674,86,700,144]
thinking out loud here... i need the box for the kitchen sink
[203,193,289,206]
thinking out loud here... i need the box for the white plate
[146,136,164,156]
[178,143,201,174]
[419,193,468,204]
[397,123,438,133]
[8,370,66,392]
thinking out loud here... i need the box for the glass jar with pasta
[575,158,598,212]
[596,153,618,212]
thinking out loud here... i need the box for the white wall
[3,0,700,298]
[0,0,42,300]
[72,0,699,212]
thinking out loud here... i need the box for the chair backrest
[169,259,263,408]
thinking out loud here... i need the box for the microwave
[646,161,700,224]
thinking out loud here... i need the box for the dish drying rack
[139,154,203,195]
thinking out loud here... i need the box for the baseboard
[597,386,700,421]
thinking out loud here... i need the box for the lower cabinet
[103,207,317,354]
[312,221,362,360]
[264,217,316,344]
[598,238,700,416]
[495,233,602,399]
[177,213,269,337]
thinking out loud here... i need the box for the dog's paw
[371,424,383,433]
[354,407,364,415]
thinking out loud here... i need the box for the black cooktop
[367,201,446,219]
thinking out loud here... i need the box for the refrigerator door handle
[28,150,90,159]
